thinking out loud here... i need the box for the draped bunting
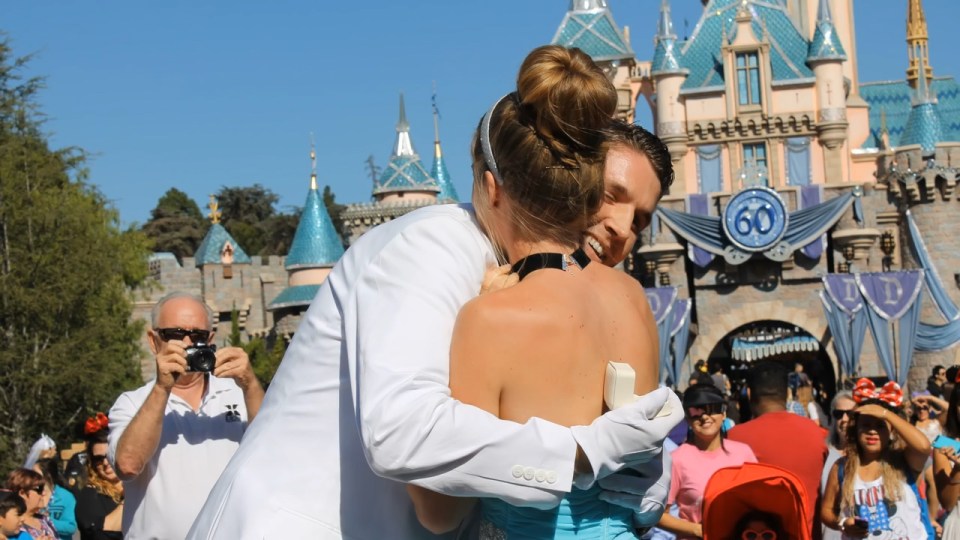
[786,137,811,187]
[669,299,692,386]
[906,210,960,321]
[800,185,824,259]
[644,288,692,386]
[697,144,722,194]
[819,290,868,377]
[685,194,716,267]
[903,209,960,352]
[821,271,924,385]
[658,190,858,266]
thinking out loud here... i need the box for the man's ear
[147,329,160,355]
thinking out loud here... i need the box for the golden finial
[310,132,318,191]
[208,195,222,224]
[906,0,932,88]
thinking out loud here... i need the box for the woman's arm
[935,448,960,512]
[657,514,702,538]
[916,395,950,428]
[821,461,843,530]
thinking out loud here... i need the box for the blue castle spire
[551,0,633,63]
[430,87,458,202]
[651,0,685,76]
[901,53,943,154]
[808,0,847,62]
[285,146,345,269]
[373,93,440,196]
[194,195,251,267]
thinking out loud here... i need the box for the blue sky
[6,1,960,227]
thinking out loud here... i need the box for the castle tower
[372,93,440,204]
[194,195,252,272]
[906,0,933,89]
[808,0,849,182]
[650,0,689,193]
[551,0,637,121]
[900,53,943,156]
[430,89,459,202]
[268,144,345,316]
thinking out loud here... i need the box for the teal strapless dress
[478,484,638,539]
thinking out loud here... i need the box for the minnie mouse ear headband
[853,378,903,411]
[84,412,109,437]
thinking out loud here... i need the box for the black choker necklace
[510,248,591,281]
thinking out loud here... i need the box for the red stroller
[701,462,812,540]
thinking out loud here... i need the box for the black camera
[185,343,217,373]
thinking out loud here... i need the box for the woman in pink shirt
[659,384,757,539]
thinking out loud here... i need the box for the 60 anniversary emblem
[722,187,788,252]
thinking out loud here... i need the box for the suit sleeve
[347,215,577,508]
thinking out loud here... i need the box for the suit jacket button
[511,465,524,479]
[523,467,535,481]
[535,469,546,483]
[546,471,558,484]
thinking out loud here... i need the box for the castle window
[742,142,768,186]
[736,52,761,106]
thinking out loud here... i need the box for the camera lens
[186,344,217,373]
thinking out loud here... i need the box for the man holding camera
[108,292,264,539]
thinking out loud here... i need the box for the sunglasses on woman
[686,403,725,418]
[155,327,211,343]
[742,530,776,540]
[29,484,44,495]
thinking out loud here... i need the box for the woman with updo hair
[406,44,665,539]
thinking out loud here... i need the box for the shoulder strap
[837,456,845,487]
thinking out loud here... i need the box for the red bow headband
[84,412,109,436]
[852,378,903,408]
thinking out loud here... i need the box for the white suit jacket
[187,205,579,540]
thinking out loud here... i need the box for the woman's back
[449,261,658,429]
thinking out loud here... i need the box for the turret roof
[807,0,847,62]
[678,0,813,91]
[374,93,440,196]
[860,77,960,149]
[285,183,344,270]
[651,0,686,76]
[551,0,634,63]
[194,223,251,267]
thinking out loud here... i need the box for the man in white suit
[187,122,679,539]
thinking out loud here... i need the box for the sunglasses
[831,409,855,420]
[742,531,776,540]
[155,327,211,343]
[28,484,44,495]
[686,403,725,418]
[91,454,109,465]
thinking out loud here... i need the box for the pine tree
[0,39,149,471]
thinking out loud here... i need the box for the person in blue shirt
[0,491,26,539]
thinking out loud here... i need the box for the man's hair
[604,120,675,197]
[747,361,788,403]
[151,291,215,329]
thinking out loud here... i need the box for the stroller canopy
[701,462,811,540]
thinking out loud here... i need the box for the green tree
[215,184,282,257]
[0,40,149,472]
[245,336,286,387]
[141,188,207,263]
[261,210,299,257]
[322,185,347,243]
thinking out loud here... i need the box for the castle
[134,0,960,396]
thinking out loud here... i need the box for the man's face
[582,145,661,267]
[148,297,214,353]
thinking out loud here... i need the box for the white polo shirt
[108,375,247,540]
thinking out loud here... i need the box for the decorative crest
[208,195,222,224]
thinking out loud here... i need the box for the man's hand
[155,340,188,391]
[480,264,519,295]
[570,387,682,489]
[213,347,258,391]
[597,450,671,530]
